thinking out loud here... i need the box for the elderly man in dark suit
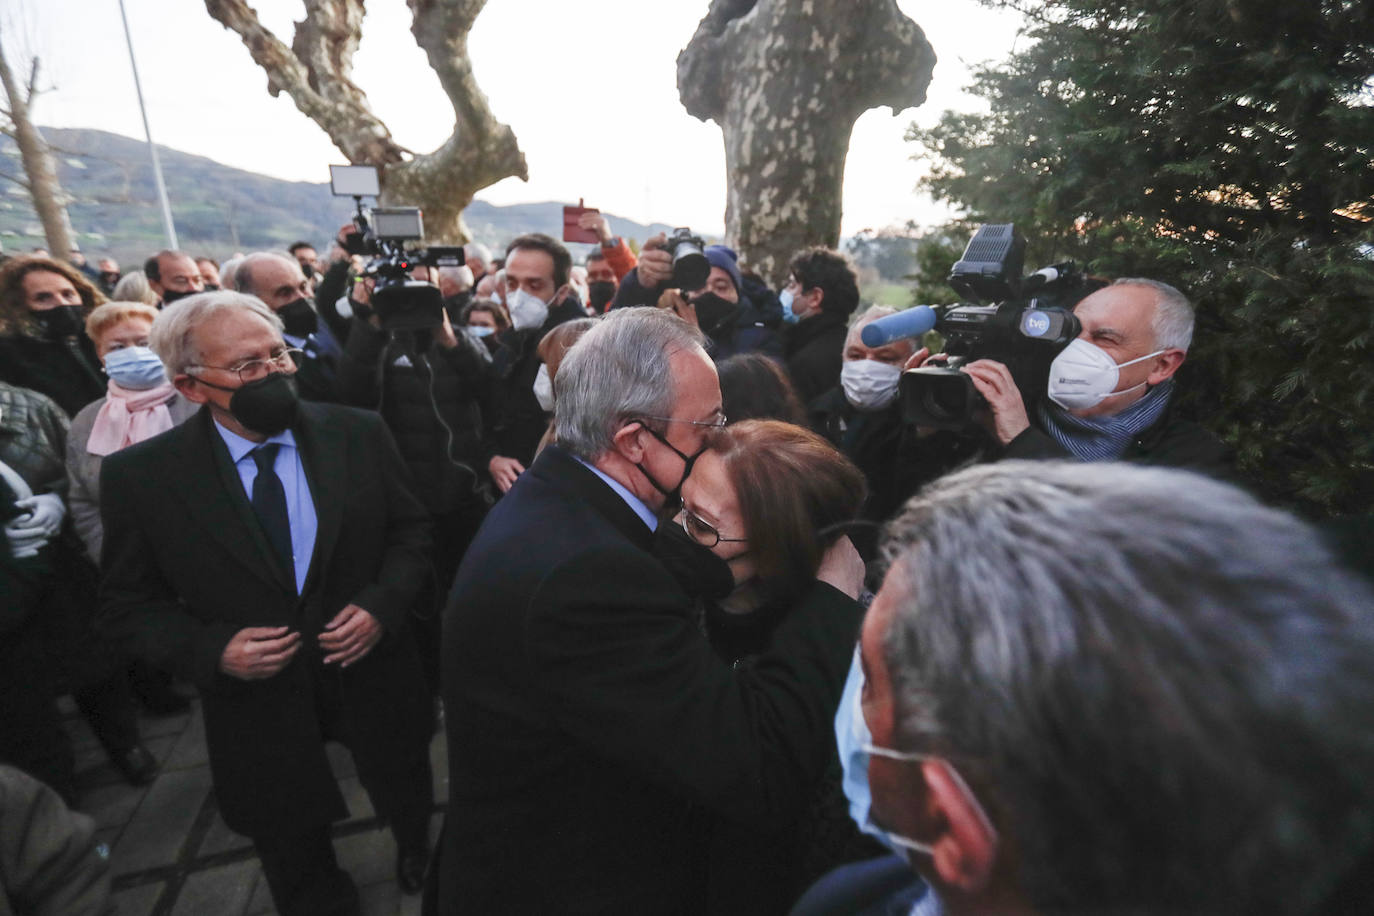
[431,308,868,914]
[99,291,434,916]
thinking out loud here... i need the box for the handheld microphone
[859,306,938,348]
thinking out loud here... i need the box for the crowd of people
[0,216,1371,916]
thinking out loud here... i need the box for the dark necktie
[250,444,294,590]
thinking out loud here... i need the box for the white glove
[5,525,48,558]
[6,492,66,546]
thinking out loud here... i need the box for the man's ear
[610,421,647,465]
[1147,348,1186,386]
[921,759,999,894]
[551,284,571,307]
[174,373,208,404]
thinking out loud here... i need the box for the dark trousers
[253,665,433,915]
[414,503,486,698]
[0,614,75,804]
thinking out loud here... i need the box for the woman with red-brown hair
[663,418,885,914]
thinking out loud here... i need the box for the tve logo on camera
[1022,310,1052,337]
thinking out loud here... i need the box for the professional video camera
[329,165,465,332]
[862,224,1104,428]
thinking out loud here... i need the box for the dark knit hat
[703,245,742,293]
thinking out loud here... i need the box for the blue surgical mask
[846,674,1000,862]
[779,289,800,324]
[104,345,168,390]
[466,325,495,338]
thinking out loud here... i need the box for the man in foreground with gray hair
[957,278,1227,472]
[99,291,435,914]
[433,308,867,913]
[841,461,1374,916]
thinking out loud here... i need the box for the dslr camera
[901,224,1103,428]
[663,227,710,290]
[329,165,464,332]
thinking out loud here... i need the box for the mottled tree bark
[0,43,74,258]
[678,0,935,284]
[204,0,526,243]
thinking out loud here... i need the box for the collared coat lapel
[532,445,658,554]
[172,407,295,595]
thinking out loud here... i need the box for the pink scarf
[86,381,178,456]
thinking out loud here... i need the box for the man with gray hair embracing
[831,460,1374,916]
[432,308,868,913]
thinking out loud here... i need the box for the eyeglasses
[639,411,727,430]
[677,503,748,549]
[191,347,301,385]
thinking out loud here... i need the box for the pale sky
[7,0,1025,239]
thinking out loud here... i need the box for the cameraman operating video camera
[948,277,1228,473]
[337,265,491,699]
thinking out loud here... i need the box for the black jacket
[782,313,850,406]
[98,403,433,836]
[0,333,105,418]
[479,297,583,469]
[433,445,862,914]
[339,319,490,514]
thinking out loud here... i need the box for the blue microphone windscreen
[860,306,937,347]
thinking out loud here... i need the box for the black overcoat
[98,402,433,835]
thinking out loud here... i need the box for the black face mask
[277,298,318,338]
[653,521,737,603]
[99,271,121,287]
[588,280,616,312]
[689,292,739,336]
[635,423,705,504]
[160,287,197,306]
[35,305,85,340]
[203,283,221,292]
[199,371,300,436]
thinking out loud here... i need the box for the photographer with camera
[654,244,781,362]
[612,233,780,362]
[482,233,585,494]
[951,278,1227,472]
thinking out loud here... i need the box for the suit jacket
[434,445,863,914]
[98,402,433,835]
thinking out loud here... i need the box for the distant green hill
[0,127,678,267]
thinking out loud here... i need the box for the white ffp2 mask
[508,287,550,332]
[1047,338,1165,410]
[532,362,555,413]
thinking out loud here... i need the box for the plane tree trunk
[678,0,936,284]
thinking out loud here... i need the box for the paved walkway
[61,690,446,916]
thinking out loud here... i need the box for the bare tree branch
[204,0,525,241]
[0,24,72,255]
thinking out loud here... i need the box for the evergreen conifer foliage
[908,0,1374,514]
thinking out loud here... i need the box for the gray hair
[878,460,1374,914]
[149,290,282,377]
[218,255,244,291]
[467,242,492,268]
[1112,277,1193,351]
[111,270,157,306]
[845,304,915,355]
[554,308,707,460]
[234,251,298,297]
